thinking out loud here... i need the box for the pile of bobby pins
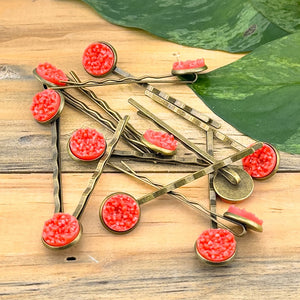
[30,41,279,265]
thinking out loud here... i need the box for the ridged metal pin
[100,142,261,234]
[108,161,247,237]
[206,129,218,229]
[145,89,281,181]
[136,142,262,205]
[61,91,149,154]
[112,150,206,166]
[113,66,221,129]
[128,98,241,186]
[68,71,145,145]
[51,118,63,214]
[72,116,129,219]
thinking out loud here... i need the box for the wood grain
[1,173,300,299]
[1,0,300,299]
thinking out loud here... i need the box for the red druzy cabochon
[196,228,236,263]
[173,58,205,70]
[36,62,68,86]
[42,213,80,247]
[143,129,178,151]
[82,42,116,76]
[31,89,61,122]
[227,205,263,225]
[101,193,140,232]
[69,128,106,161]
[242,143,278,179]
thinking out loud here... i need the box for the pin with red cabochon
[223,205,263,232]
[195,228,237,265]
[242,143,280,180]
[33,62,69,87]
[99,143,262,234]
[41,118,82,250]
[141,129,178,156]
[42,117,129,250]
[31,89,65,124]
[68,128,107,162]
[53,41,207,89]
[194,130,236,265]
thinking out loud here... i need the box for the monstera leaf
[191,32,300,154]
[82,0,291,52]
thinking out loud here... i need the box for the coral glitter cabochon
[34,62,68,86]
[224,205,263,232]
[31,89,65,124]
[141,129,178,156]
[242,143,280,180]
[42,213,82,250]
[195,228,236,265]
[82,42,117,77]
[171,58,207,75]
[68,128,107,161]
[100,192,141,234]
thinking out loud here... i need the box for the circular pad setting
[100,193,140,233]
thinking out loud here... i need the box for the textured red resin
[101,194,140,232]
[173,58,205,70]
[242,143,277,178]
[196,228,236,262]
[227,205,263,225]
[36,62,68,86]
[42,213,80,247]
[143,129,178,150]
[31,89,61,122]
[82,42,115,76]
[69,128,106,161]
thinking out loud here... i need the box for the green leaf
[82,0,289,52]
[250,0,300,33]
[190,32,300,154]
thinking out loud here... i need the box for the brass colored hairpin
[206,129,218,229]
[50,41,207,90]
[112,150,206,166]
[60,91,149,154]
[108,161,246,237]
[99,142,262,234]
[68,71,145,144]
[128,98,246,188]
[113,67,221,129]
[144,87,280,181]
[42,116,129,250]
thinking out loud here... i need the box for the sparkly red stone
[36,62,68,86]
[82,42,115,76]
[242,143,277,178]
[173,58,205,70]
[143,129,178,150]
[101,193,140,232]
[196,228,236,263]
[31,89,61,122]
[227,205,263,225]
[42,213,80,247]
[69,128,106,161]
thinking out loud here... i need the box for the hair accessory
[50,41,207,89]
[42,116,129,249]
[99,142,262,234]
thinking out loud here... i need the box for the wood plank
[0,173,300,299]
[1,0,300,299]
[0,80,298,173]
[0,0,299,173]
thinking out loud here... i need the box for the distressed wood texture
[0,1,300,299]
